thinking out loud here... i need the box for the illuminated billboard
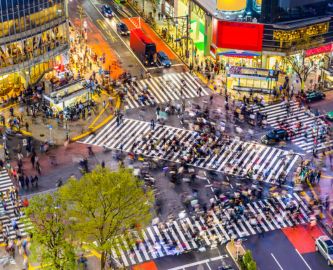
[217,0,247,11]
[212,20,264,52]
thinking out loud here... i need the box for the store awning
[217,50,261,58]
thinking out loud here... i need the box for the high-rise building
[0,0,69,96]
[261,0,332,23]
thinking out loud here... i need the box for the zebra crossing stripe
[0,170,32,243]
[82,119,299,184]
[253,101,332,153]
[124,72,210,110]
[110,194,310,267]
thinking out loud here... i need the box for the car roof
[158,51,167,57]
[273,128,286,132]
[325,239,333,246]
[318,235,333,245]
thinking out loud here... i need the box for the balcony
[0,16,67,46]
[0,43,69,75]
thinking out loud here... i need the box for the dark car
[326,111,333,121]
[304,90,325,103]
[101,5,113,18]
[157,51,171,68]
[261,128,293,144]
[116,22,129,36]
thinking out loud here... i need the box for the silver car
[315,235,333,266]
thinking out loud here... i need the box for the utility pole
[77,5,86,33]
[185,0,191,60]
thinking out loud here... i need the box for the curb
[225,242,242,270]
[70,96,121,142]
[126,3,190,70]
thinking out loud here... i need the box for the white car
[315,235,333,266]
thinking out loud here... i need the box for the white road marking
[271,253,284,270]
[296,249,312,270]
[88,0,147,71]
[167,255,229,270]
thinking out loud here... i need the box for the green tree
[242,250,253,266]
[59,167,154,270]
[247,260,257,270]
[283,54,315,91]
[24,193,76,270]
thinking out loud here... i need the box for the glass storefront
[0,23,68,68]
[0,0,69,98]
[0,0,66,38]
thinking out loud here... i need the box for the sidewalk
[128,0,327,104]
[226,240,246,269]
[0,5,124,145]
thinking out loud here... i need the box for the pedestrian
[150,119,155,130]
[36,161,41,175]
[316,170,321,184]
[156,106,160,116]
[25,176,30,189]
[25,121,29,132]
[30,153,36,168]
[9,107,14,117]
[33,175,39,187]
[209,95,214,105]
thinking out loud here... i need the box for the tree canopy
[25,192,76,270]
[59,167,154,269]
[25,167,154,269]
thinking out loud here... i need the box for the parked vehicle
[261,128,293,144]
[157,51,171,67]
[116,22,129,36]
[315,235,333,266]
[130,29,157,66]
[101,5,113,18]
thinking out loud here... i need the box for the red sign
[305,44,332,57]
[212,20,264,52]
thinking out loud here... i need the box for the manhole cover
[40,134,44,137]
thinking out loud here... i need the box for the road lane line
[271,253,284,270]
[296,249,312,270]
[206,262,212,270]
[88,0,147,71]
[167,255,228,270]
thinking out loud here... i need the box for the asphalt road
[89,0,185,75]
[71,0,146,77]
[245,229,331,270]
[154,245,237,270]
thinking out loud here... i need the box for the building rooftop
[193,0,259,22]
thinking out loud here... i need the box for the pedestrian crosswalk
[123,72,210,109]
[109,193,309,267]
[254,101,333,153]
[0,170,31,242]
[82,118,299,184]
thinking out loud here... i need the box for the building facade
[165,0,333,70]
[0,0,69,96]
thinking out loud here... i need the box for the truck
[130,28,156,66]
